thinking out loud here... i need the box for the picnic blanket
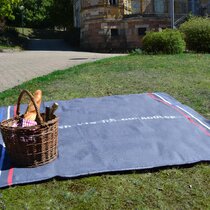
[0,93,210,188]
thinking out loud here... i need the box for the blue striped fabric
[0,93,209,188]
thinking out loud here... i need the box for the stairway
[26,39,72,51]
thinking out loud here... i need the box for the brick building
[73,0,210,51]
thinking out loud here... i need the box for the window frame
[111,28,119,37]
[137,27,147,36]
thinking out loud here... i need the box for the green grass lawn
[15,27,70,39]
[0,44,13,49]
[0,54,210,209]
[0,44,21,51]
[15,27,34,37]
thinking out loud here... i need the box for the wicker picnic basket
[0,90,58,167]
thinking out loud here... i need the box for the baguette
[24,90,42,121]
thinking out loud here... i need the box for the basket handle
[16,89,44,125]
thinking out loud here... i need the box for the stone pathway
[0,50,123,92]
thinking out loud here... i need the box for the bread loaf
[24,90,42,121]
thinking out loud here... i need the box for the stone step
[26,39,72,51]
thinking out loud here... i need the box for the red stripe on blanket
[7,105,17,186]
[7,168,14,186]
[147,93,210,137]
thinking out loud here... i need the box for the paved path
[0,50,123,92]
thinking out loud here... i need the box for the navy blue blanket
[0,93,210,188]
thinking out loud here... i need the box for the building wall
[80,17,169,51]
[74,0,209,51]
[73,0,81,27]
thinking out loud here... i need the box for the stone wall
[79,0,176,51]
[80,17,170,51]
[124,17,170,49]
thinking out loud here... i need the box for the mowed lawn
[0,54,210,209]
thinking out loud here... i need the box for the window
[109,0,117,5]
[111,29,119,37]
[154,0,165,14]
[138,28,147,36]
[131,0,141,14]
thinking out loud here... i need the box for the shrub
[0,27,23,47]
[180,17,210,53]
[142,29,186,54]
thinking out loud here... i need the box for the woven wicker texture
[0,90,58,167]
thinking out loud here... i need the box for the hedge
[142,29,186,54]
[180,17,210,53]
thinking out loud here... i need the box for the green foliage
[49,0,74,29]
[9,0,74,29]
[142,29,186,54]
[0,0,20,20]
[0,27,18,45]
[0,27,25,48]
[16,0,54,28]
[180,17,210,53]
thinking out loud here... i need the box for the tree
[8,0,74,30]
[49,0,74,30]
[0,0,20,30]
[18,0,54,28]
[0,0,20,19]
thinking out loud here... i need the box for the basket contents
[11,89,42,128]
[44,103,58,122]
[24,89,42,121]
[0,89,59,167]
[10,90,58,127]
[12,118,37,127]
